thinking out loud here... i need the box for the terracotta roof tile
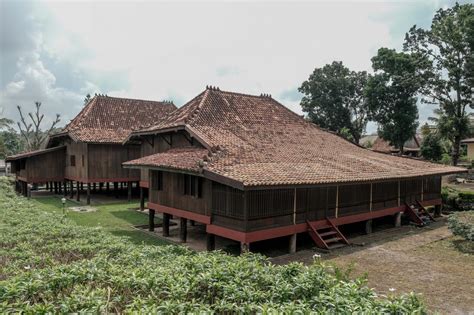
[6,146,66,161]
[132,87,465,187]
[55,96,176,143]
[123,147,209,172]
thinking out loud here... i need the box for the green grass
[32,196,168,246]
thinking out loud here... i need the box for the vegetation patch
[0,177,425,313]
[448,211,474,242]
[441,186,474,211]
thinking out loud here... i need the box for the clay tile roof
[54,95,176,144]
[123,147,209,172]
[6,146,66,161]
[131,87,465,187]
[372,136,421,153]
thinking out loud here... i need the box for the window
[70,155,76,167]
[151,171,163,191]
[183,174,202,198]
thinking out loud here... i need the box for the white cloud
[2,0,457,134]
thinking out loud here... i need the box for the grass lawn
[32,195,169,246]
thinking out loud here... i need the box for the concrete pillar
[206,233,215,251]
[434,204,442,217]
[180,218,188,243]
[240,242,250,254]
[76,181,80,202]
[139,187,145,210]
[289,233,297,254]
[86,183,91,205]
[163,213,170,237]
[149,209,155,231]
[365,219,373,234]
[394,212,402,227]
[127,181,132,202]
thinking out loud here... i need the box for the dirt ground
[271,218,474,314]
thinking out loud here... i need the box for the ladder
[404,201,435,227]
[307,219,349,250]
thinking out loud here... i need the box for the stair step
[324,237,342,244]
[319,231,338,237]
[327,243,346,250]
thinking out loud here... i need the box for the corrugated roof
[129,87,465,187]
[52,96,176,144]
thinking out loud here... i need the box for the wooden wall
[139,131,203,183]
[149,170,211,214]
[9,148,65,183]
[65,140,88,180]
[87,144,140,181]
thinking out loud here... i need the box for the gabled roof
[128,87,464,188]
[50,95,176,144]
[461,138,474,144]
[371,135,421,153]
[6,146,66,161]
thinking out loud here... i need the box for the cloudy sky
[0,0,466,132]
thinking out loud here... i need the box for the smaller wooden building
[8,95,176,203]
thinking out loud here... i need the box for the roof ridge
[97,94,176,105]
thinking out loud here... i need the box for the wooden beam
[162,213,170,237]
[149,209,155,231]
[139,187,145,210]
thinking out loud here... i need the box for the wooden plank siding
[139,131,204,186]
[10,148,66,183]
[148,168,443,233]
[87,144,140,181]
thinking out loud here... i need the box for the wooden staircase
[404,200,435,227]
[307,219,349,250]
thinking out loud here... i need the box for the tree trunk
[452,135,461,166]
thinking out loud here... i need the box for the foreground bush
[448,211,474,241]
[442,186,474,211]
[0,177,425,313]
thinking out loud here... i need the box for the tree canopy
[299,61,369,144]
[365,48,425,154]
[404,2,474,165]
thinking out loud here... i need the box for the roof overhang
[6,145,66,161]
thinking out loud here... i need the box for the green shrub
[448,211,474,241]
[441,186,474,211]
[0,177,426,313]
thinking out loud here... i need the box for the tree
[0,129,24,158]
[17,102,61,151]
[299,61,370,144]
[420,132,444,161]
[0,108,13,130]
[420,122,432,137]
[365,48,426,154]
[404,3,474,165]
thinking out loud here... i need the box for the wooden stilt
[149,209,155,231]
[76,181,80,201]
[163,213,170,237]
[114,182,119,198]
[46,182,49,190]
[365,219,373,234]
[70,180,74,199]
[139,187,145,210]
[289,233,297,253]
[434,204,442,217]
[106,182,110,192]
[127,181,132,202]
[394,212,402,227]
[63,181,67,197]
[190,220,195,226]
[93,183,96,192]
[206,233,215,251]
[240,242,250,254]
[80,182,84,190]
[86,183,91,205]
[49,182,53,192]
[99,183,103,191]
[180,218,187,243]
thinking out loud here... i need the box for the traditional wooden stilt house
[124,86,465,252]
[8,95,176,204]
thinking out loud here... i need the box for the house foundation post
[114,182,119,198]
[434,204,442,217]
[365,219,373,234]
[49,182,53,192]
[240,242,250,254]
[289,233,297,254]
[76,181,80,202]
[162,213,170,237]
[180,218,187,243]
[149,209,155,231]
[86,183,91,205]
[139,187,145,210]
[127,181,132,202]
[206,233,215,251]
[63,181,67,197]
[394,212,402,227]
[70,181,74,199]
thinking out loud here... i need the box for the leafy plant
[0,177,426,313]
[448,211,474,241]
